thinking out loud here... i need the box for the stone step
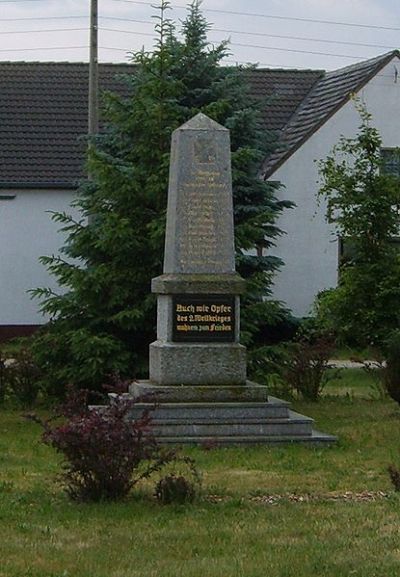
[96,394,337,445]
[152,429,336,445]
[126,397,291,421]
[149,410,314,437]
[130,380,270,403]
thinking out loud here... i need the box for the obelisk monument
[129,113,335,444]
[149,113,247,387]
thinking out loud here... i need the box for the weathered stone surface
[149,341,247,385]
[149,112,247,386]
[130,380,271,404]
[163,113,235,275]
[123,399,337,444]
[151,273,246,295]
[147,417,313,438]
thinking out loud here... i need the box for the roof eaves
[0,181,79,190]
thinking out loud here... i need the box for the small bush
[382,330,400,405]
[30,326,134,399]
[2,341,42,406]
[0,348,6,403]
[29,387,176,501]
[155,475,196,504]
[154,457,200,504]
[281,332,335,401]
[247,345,294,400]
[388,465,400,491]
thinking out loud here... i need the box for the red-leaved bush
[28,386,175,501]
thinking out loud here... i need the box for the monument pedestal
[150,341,247,385]
[150,272,247,385]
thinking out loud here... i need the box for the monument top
[163,113,236,275]
[178,112,228,132]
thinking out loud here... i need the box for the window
[381,148,400,177]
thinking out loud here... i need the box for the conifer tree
[32,1,291,393]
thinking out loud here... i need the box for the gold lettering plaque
[172,295,235,342]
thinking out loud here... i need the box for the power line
[101,46,130,52]
[96,27,368,60]
[97,24,398,52]
[101,27,154,37]
[0,16,86,21]
[231,43,364,60]
[111,0,400,32]
[0,18,396,54]
[100,16,150,25]
[209,29,397,52]
[100,45,362,62]
[1,0,400,34]
[0,45,87,52]
[0,28,87,34]
[1,8,399,36]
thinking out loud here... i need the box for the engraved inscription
[179,166,228,269]
[163,116,236,275]
[172,295,235,342]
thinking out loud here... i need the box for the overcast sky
[0,0,399,70]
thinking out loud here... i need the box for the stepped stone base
[122,381,337,445]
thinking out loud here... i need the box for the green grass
[324,367,384,398]
[1,373,400,576]
[330,346,378,361]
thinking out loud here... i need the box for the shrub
[3,341,42,406]
[281,333,335,401]
[382,330,400,405]
[388,465,400,491]
[29,387,176,501]
[317,104,400,351]
[0,348,6,403]
[248,344,295,400]
[154,457,200,504]
[155,475,196,505]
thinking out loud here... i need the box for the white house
[0,51,399,338]
[0,62,133,340]
[262,50,400,317]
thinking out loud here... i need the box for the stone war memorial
[129,113,335,444]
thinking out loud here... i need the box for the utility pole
[88,0,98,138]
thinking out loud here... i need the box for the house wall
[270,57,400,317]
[0,188,78,335]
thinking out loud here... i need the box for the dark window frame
[381,148,400,177]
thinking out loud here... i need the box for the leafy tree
[32,0,291,395]
[317,103,400,349]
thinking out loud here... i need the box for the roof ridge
[262,50,400,178]
[326,49,400,77]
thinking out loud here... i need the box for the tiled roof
[0,61,133,187]
[0,62,322,188]
[241,68,323,131]
[261,50,400,177]
[0,54,397,187]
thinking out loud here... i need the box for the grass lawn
[1,370,400,577]
[324,366,384,398]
